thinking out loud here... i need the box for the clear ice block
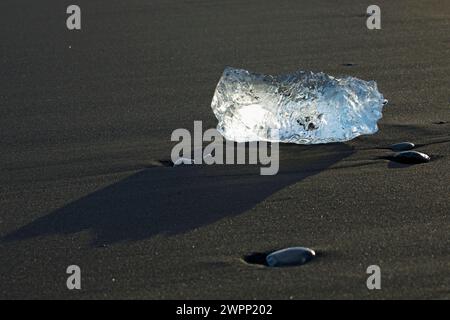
[211,67,387,144]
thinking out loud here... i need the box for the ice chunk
[172,154,212,166]
[173,157,195,166]
[390,142,415,151]
[390,151,430,164]
[211,67,387,144]
[266,247,315,267]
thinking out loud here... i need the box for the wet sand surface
[0,0,449,299]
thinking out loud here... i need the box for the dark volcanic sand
[0,0,449,299]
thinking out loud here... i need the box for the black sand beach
[0,0,449,299]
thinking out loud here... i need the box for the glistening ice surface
[211,67,387,144]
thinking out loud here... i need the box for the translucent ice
[173,157,195,166]
[266,247,315,267]
[211,67,387,144]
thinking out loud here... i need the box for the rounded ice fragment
[390,142,415,151]
[265,247,315,267]
[173,157,195,166]
[391,151,430,164]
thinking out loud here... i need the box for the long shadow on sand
[4,144,353,245]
